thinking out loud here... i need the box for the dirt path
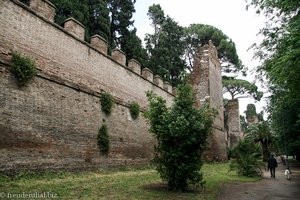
[217,158,300,200]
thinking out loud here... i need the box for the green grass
[0,163,260,200]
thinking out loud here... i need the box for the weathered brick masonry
[226,99,241,148]
[190,42,227,161]
[0,0,228,173]
[0,0,174,173]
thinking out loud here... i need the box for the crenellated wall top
[0,0,176,110]
[26,0,175,94]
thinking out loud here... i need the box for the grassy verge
[0,162,259,200]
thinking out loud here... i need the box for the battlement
[31,0,174,93]
[63,17,85,41]
[29,0,56,22]
[0,0,175,109]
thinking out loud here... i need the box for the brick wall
[0,66,155,173]
[226,99,241,148]
[0,0,172,173]
[0,0,228,172]
[190,42,227,161]
[0,0,174,109]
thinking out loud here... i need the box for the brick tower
[190,41,227,161]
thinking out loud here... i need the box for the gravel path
[217,158,300,200]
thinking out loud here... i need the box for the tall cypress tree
[145,4,186,86]
[108,0,135,47]
[52,0,110,41]
[88,0,111,42]
[52,0,145,62]
[108,0,146,62]
[119,28,147,64]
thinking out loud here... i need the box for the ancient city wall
[226,99,241,148]
[0,66,154,172]
[190,42,227,161]
[0,0,174,173]
[0,0,174,108]
[0,0,228,173]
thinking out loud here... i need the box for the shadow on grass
[142,182,207,194]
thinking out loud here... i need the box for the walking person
[268,154,278,178]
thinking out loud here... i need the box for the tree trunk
[262,142,269,162]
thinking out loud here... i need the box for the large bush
[145,83,216,191]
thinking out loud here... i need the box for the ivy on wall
[97,124,110,154]
[129,102,140,120]
[10,52,37,86]
[100,92,114,115]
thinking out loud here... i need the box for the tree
[183,24,243,74]
[245,121,272,161]
[145,82,216,191]
[52,0,110,41]
[107,0,146,62]
[147,4,165,45]
[119,28,147,64]
[145,4,186,86]
[245,104,257,119]
[268,87,300,159]
[229,139,263,177]
[223,78,263,101]
[89,0,111,42]
[247,0,300,160]
[240,115,248,132]
[108,0,135,47]
[52,0,146,62]
[183,24,262,102]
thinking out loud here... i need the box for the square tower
[190,41,227,161]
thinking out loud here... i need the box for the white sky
[132,0,268,116]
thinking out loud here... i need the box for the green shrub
[11,52,37,86]
[245,104,257,119]
[145,82,217,191]
[97,124,110,154]
[229,139,263,177]
[100,92,114,115]
[129,102,140,120]
[227,147,235,160]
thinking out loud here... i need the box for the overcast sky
[132,0,267,116]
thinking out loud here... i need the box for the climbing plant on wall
[100,92,114,115]
[129,102,140,120]
[10,52,37,86]
[97,124,110,154]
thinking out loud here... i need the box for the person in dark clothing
[268,154,278,178]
